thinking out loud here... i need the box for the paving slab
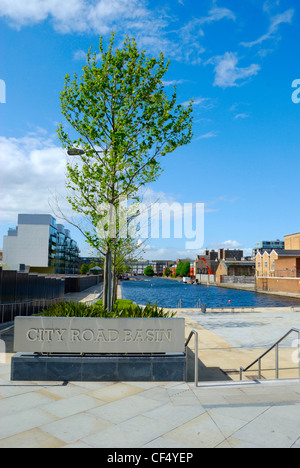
[0,363,300,448]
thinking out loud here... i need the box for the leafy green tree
[57,33,194,309]
[164,267,171,277]
[144,265,154,277]
[80,264,89,275]
[181,261,191,277]
[175,262,184,277]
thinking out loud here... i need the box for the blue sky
[0,0,299,260]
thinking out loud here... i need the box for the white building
[3,214,79,274]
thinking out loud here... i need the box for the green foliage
[144,265,154,276]
[181,261,191,277]
[94,298,133,310]
[40,300,176,318]
[175,262,184,277]
[164,267,171,277]
[57,33,194,310]
[80,264,89,275]
[57,33,194,252]
[175,261,190,277]
[40,301,99,318]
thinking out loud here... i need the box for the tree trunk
[103,246,110,310]
[112,250,118,305]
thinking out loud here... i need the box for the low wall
[0,269,102,324]
[64,275,101,293]
[196,274,216,284]
[257,277,300,294]
[221,276,255,285]
[0,268,65,304]
[0,268,66,324]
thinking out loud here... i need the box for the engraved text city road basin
[14,317,185,354]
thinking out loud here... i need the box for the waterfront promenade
[172,306,300,382]
[1,287,300,448]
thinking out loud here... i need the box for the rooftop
[276,250,300,258]
[18,214,57,227]
[284,232,300,237]
[221,260,255,266]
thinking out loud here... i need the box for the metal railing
[0,297,64,324]
[0,323,15,336]
[240,328,300,381]
[185,329,199,387]
[83,289,104,306]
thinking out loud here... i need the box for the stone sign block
[14,316,185,354]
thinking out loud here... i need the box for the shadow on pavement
[186,347,232,383]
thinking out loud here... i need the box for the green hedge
[40,300,176,318]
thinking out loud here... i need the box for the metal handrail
[0,324,14,336]
[240,328,300,381]
[0,297,64,307]
[0,297,64,325]
[185,329,199,387]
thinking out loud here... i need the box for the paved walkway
[1,286,300,448]
[64,282,104,305]
[0,364,300,448]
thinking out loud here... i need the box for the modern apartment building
[252,240,284,257]
[3,214,80,274]
[55,224,80,274]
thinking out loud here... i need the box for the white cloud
[182,96,215,109]
[202,7,236,24]
[139,246,201,262]
[195,131,218,140]
[208,240,243,250]
[0,0,86,31]
[0,132,69,222]
[263,0,280,14]
[176,6,236,65]
[0,0,238,67]
[162,79,187,87]
[0,0,148,33]
[241,8,294,48]
[73,50,88,61]
[209,52,260,88]
[234,113,249,120]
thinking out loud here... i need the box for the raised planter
[11,316,186,382]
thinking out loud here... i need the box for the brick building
[256,232,300,295]
[216,260,255,283]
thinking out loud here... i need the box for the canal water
[121,277,300,309]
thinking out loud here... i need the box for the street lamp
[67,147,112,311]
[67,148,85,156]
